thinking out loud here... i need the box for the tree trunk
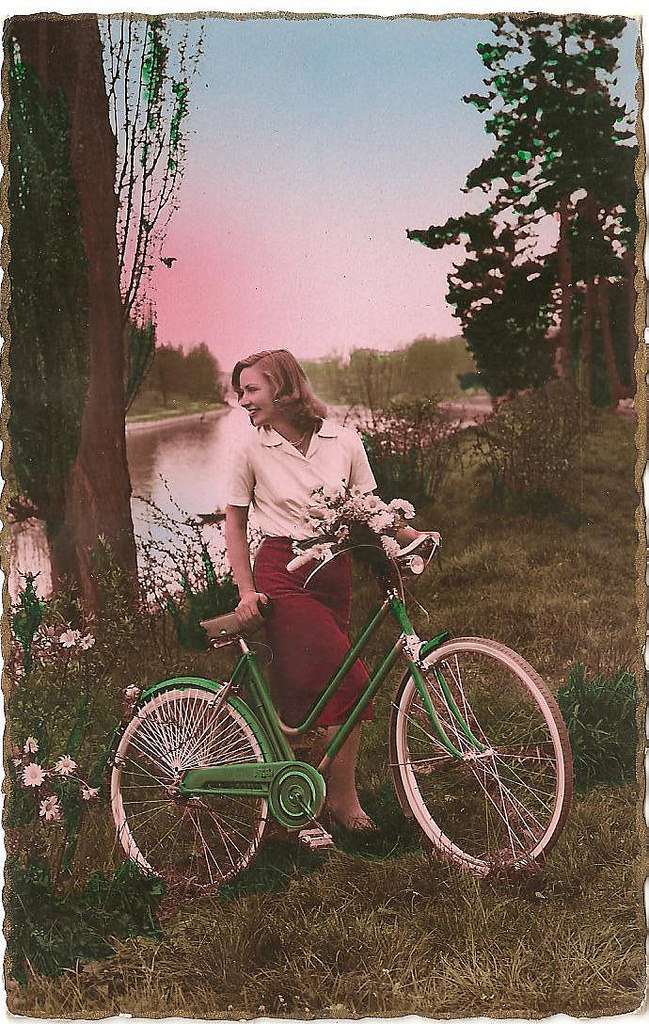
[596,277,626,406]
[10,14,137,609]
[624,247,637,389]
[579,280,595,401]
[556,196,573,378]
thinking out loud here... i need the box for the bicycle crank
[268,763,326,830]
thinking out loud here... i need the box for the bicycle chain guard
[268,762,326,829]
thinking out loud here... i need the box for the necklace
[292,429,311,453]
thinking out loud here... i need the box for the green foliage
[412,218,557,397]
[58,695,90,872]
[166,543,238,650]
[558,663,637,789]
[361,397,463,507]
[125,318,156,411]
[11,573,45,675]
[128,341,224,416]
[102,16,202,320]
[302,336,476,405]
[408,15,637,401]
[6,45,90,525]
[6,857,163,984]
[473,379,585,504]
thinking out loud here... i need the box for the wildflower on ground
[23,736,38,754]
[125,685,141,700]
[59,628,82,648]
[22,762,45,787]
[78,633,95,650]
[54,755,77,777]
[39,795,62,821]
[81,785,100,801]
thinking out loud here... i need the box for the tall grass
[7,411,643,1018]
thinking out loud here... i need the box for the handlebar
[287,531,441,590]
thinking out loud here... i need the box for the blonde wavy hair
[231,349,327,431]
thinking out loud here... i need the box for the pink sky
[145,16,639,373]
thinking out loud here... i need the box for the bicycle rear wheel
[389,638,573,877]
[111,687,268,894]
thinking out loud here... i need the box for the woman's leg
[317,724,374,827]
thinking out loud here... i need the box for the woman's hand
[236,590,269,626]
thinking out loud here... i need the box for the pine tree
[409,14,638,403]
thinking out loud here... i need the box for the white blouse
[227,418,377,540]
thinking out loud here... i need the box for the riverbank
[125,404,231,435]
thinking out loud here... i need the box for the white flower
[23,736,39,754]
[22,762,45,787]
[286,543,334,572]
[125,685,141,701]
[78,633,95,650]
[368,512,394,534]
[388,499,416,520]
[54,755,77,777]
[59,628,82,648]
[81,786,100,801]
[39,795,62,821]
[381,536,402,559]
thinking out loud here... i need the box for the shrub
[557,663,638,790]
[358,396,463,507]
[166,543,238,650]
[5,857,163,984]
[472,379,587,504]
[135,492,239,650]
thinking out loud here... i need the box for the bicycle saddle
[200,597,271,645]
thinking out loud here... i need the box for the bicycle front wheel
[111,687,268,894]
[389,638,573,877]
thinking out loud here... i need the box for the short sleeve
[227,443,255,507]
[348,429,377,494]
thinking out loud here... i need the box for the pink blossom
[12,757,23,768]
[59,628,82,648]
[78,633,95,650]
[39,795,62,821]
[125,685,141,701]
[54,755,77,777]
[81,786,100,801]
[23,736,39,754]
[22,762,45,787]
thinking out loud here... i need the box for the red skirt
[253,536,373,727]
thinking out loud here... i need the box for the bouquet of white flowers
[287,485,416,572]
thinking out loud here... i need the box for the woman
[225,349,418,831]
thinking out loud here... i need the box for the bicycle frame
[178,588,485,805]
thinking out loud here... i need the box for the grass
[7,410,645,1018]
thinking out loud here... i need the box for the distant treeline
[302,336,478,406]
[129,342,225,416]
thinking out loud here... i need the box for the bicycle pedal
[297,824,335,850]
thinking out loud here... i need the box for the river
[7,397,493,601]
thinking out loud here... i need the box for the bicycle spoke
[390,641,572,875]
[112,688,268,892]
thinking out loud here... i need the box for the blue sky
[151,14,641,368]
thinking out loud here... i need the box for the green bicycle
[110,533,573,893]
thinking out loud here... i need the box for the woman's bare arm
[225,504,268,624]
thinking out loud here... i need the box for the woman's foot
[324,804,379,833]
